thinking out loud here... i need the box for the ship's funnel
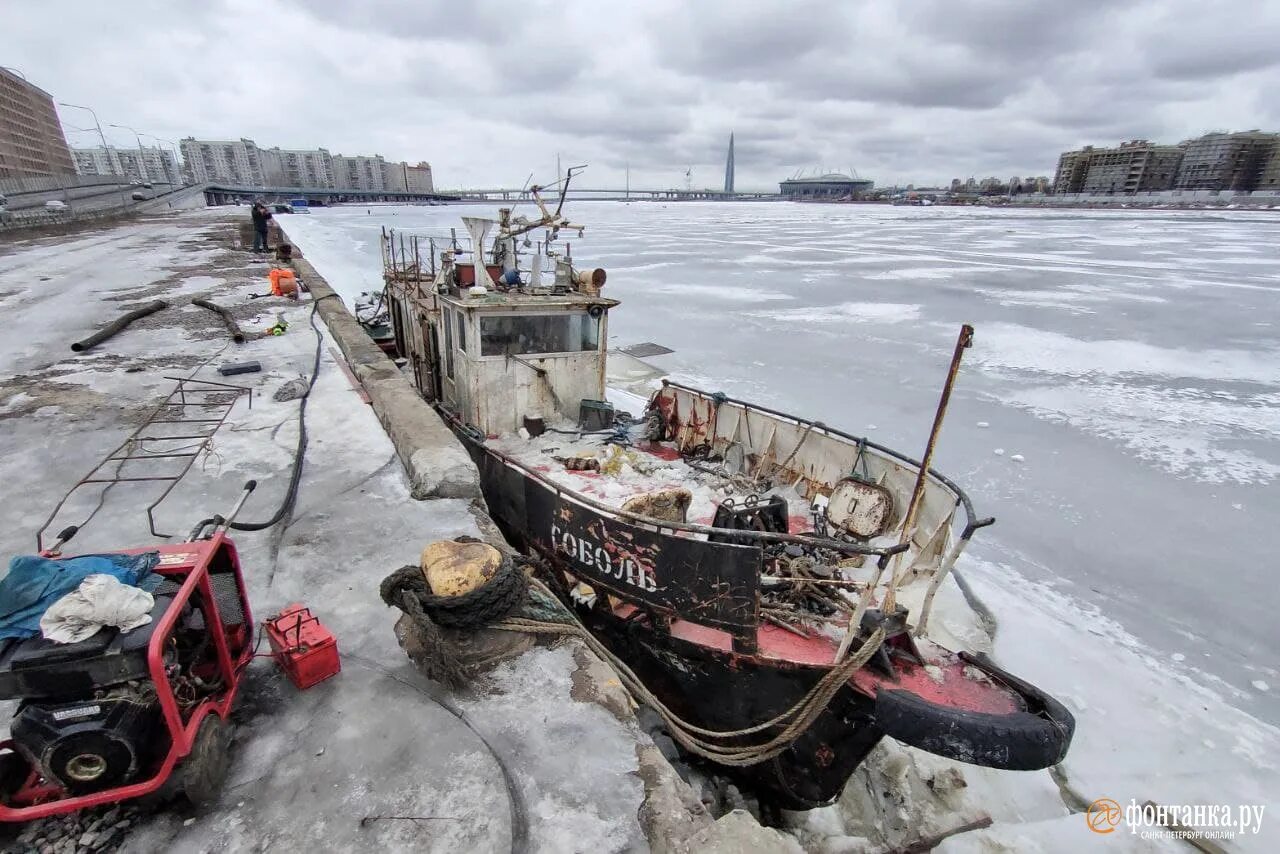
[461,216,495,290]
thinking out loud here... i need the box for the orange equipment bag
[268,268,298,297]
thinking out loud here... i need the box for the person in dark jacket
[250,202,272,252]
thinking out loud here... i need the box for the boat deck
[489,429,816,536]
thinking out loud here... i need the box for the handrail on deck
[657,380,994,538]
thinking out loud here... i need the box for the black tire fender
[873,654,1074,771]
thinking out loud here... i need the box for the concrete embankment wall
[277,224,481,502]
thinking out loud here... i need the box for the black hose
[230,300,322,531]
[71,299,168,352]
[343,653,529,854]
[192,298,246,343]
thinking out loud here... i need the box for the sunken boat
[375,181,1074,808]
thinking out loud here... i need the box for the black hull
[457,433,880,808]
[450,423,1074,807]
[580,608,884,808]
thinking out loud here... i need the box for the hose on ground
[230,299,323,532]
[70,299,168,352]
[192,298,245,343]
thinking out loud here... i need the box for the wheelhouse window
[456,310,467,354]
[480,313,600,357]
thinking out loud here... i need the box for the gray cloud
[2,0,1277,190]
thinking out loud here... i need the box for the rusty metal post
[836,324,974,661]
[883,324,974,612]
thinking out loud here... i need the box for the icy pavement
[0,212,664,852]
[286,201,1280,851]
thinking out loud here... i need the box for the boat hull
[579,607,885,808]
[455,428,883,807]
[447,417,1073,808]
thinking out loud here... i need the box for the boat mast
[836,324,974,661]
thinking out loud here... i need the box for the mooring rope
[494,577,885,767]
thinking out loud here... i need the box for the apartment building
[1053,147,1094,194]
[1259,145,1280,192]
[1174,131,1279,191]
[260,147,335,189]
[1080,140,1184,194]
[180,137,266,186]
[72,145,179,184]
[383,161,433,193]
[0,68,75,180]
[180,134,434,193]
[332,153,388,191]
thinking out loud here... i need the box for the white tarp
[39,574,155,644]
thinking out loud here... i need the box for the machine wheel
[181,714,233,807]
[0,751,27,797]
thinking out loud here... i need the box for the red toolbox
[265,604,341,689]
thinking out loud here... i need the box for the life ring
[588,305,605,319]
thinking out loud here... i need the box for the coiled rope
[380,550,529,687]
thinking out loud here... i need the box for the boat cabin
[437,288,616,435]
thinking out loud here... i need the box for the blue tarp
[0,552,161,640]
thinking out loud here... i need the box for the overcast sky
[5,0,1279,190]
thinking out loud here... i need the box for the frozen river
[285,201,1280,844]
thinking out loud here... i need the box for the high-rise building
[180,135,432,192]
[1053,147,1095,194]
[1078,140,1184,194]
[72,145,179,184]
[180,137,266,186]
[723,133,735,193]
[385,161,433,193]
[1174,131,1279,191]
[0,68,75,180]
[332,153,388,191]
[260,147,335,189]
[1260,146,1280,193]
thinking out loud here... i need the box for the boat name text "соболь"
[551,522,658,592]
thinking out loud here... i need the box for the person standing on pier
[250,202,272,253]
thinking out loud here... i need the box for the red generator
[0,483,259,819]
